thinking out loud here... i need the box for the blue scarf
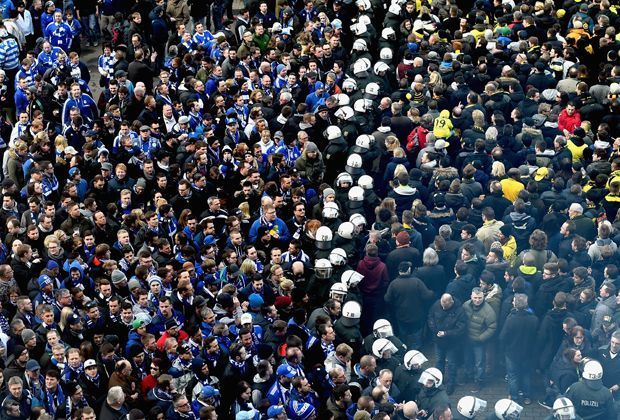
[229,358,247,376]
[45,386,65,417]
[321,340,335,358]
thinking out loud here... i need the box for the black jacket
[500,308,539,364]
[537,307,574,370]
[427,300,467,348]
[384,274,434,324]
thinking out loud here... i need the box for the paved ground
[421,344,551,419]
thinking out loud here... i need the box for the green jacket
[463,300,497,342]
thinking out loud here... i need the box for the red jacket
[558,109,581,134]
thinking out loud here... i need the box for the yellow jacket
[500,178,525,202]
[503,236,518,267]
[433,110,453,139]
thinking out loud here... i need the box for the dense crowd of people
[0,0,618,419]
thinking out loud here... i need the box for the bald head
[440,293,454,309]
[403,401,419,419]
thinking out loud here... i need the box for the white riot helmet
[582,359,603,380]
[351,22,367,35]
[348,186,364,202]
[358,15,371,26]
[329,282,348,301]
[380,47,393,60]
[353,61,368,76]
[322,202,340,219]
[334,93,350,107]
[356,0,370,10]
[336,172,353,187]
[314,259,333,279]
[494,399,523,420]
[353,99,372,113]
[372,338,398,358]
[457,396,487,419]
[404,350,428,370]
[388,3,401,15]
[342,78,357,91]
[341,301,361,325]
[329,248,348,266]
[365,82,380,97]
[352,39,368,52]
[418,367,443,388]
[341,269,363,288]
[373,319,393,338]
[352,135,370,153]
[315,226,333,249]
[349,213,367,232]
[337,222,356,240]
[382,28,396,40]
[357,175,374,190]
[374,62,389,75]
[552,397,576,420]
[325,125,343,141]
[335,106,354,121]
[345,154,363,175]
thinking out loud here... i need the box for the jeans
[211,2,224,31]
[435,345,458,389]
[396,319,423,350]
[82,14,100,43]
[99,15,114,40]
[465,341,486,384]
[505,356,531,398]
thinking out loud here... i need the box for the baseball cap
[84,359,97,368]
[201,385,220,398]
[240,313,253,325]
[276,364,296,378]
[26,360,40,371]
[67,313,82,325]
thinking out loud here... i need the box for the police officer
[565,360,615,420]
[455,396,487,419]
[362,319,407,358]
[488,399,523,419]
[543,397,583,420]
[334,300,363,359]
[394,350,427,402]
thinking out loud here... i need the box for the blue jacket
[14,87,28,114]
[45,21,73,50]
[38,47,63,72]
[248,216,290,244]
[0,35,20,70]
[62,94,98,126]
[0,0,14,19]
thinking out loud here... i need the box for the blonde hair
[240,258,257,276]
[393,164,408,179]
[59,308,74,330]
[279,278,294,292]
[238,202,251,219]
[54,135,68,150]
[491,161,506,178]
[44,235,60,248]
[385,136,399,152]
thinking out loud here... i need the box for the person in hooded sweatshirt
[356,244,390,334]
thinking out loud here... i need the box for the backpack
[406,125,428,153]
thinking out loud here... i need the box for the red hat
[396,231,410,245]
[275,296,292,309]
